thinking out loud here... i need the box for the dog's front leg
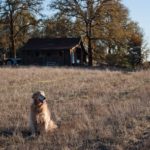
[29,121,37,137]
[44,120,50,132]
[29,113,37,136]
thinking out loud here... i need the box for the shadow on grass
[0,127,31,138]
[78,138,109,150]
[0,127,120,149]
[0,128,14,137]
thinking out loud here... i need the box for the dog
[29,91,57,136]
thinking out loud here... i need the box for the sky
[123,0,150,60]
[43,0,150,60]
[123,0,150,55]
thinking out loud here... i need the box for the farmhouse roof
[21,37,82,51]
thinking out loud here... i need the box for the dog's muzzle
[38,95,46,103]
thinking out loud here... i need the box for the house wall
[70,48,86,65]
[21,50,71,66]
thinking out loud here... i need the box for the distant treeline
[0,0,149,68]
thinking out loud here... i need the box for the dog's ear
[32,92,38,99]
[32,93,35,99]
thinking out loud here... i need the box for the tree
[0,0,43,58]
[92,0,128,66]
[43,14,76,38]
[0,22,9,49]
[50,0,112,66]
[92,0,144,67]
[127,22,143,67]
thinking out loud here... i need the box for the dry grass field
[0,67,149,150]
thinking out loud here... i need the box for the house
[21,37,87,66]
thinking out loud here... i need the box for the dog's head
[32,91,46,105]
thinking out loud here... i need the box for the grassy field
[0,67,149,150]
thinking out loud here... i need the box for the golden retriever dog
[29,91,57,135]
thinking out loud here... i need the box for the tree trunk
[10,10,16,58]
[86,21,93,66]
[88,36,92,66]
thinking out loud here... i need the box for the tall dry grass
[0,67,149,150]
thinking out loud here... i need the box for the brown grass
[0,67,149,150]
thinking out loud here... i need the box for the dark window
[59,51,63,56]
[47,52,51,56]
[36,52,39,57]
